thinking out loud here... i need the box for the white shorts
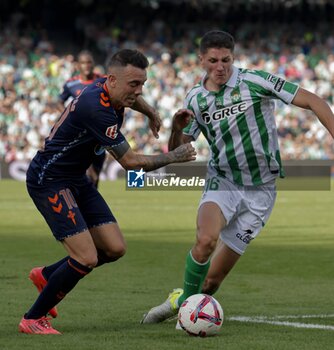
[199,172,277,255]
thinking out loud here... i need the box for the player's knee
[195,233,218,255]
[99,243,127,263]
[192,236,217,263]
[109,244,126,260]
[79,254,99,268]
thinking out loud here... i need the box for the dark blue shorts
[26,177,116,241]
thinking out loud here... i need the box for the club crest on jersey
[201,101,247,124]
[198,100,207,111]
[106,124,118,139]
[231,91,241,103]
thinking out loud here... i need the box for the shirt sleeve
[59,84,71,103]
[78,100,126,147]
[86,108,130,159]
[254,71,300,104]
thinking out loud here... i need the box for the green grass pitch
[0,179,333,350]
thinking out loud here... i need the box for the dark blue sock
[25,258,92,319]
[42,256,69,280]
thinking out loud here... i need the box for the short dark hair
[77,50,94,61]
[199,30,235,54]
[107,49,149,70]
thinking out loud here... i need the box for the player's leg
[40,222,127,272]
[141,175,242,324]
[25,231,96,320]
[38,257,70,280]
[176,202,226,306]
[29,176,115,299]
[201,239,241,295]
[202,183,277,295]
[28,259,69,318]
[21,182,96,333]
[79,180,126,266]
[28,222,126,318]
[29,223,126,317]
[90,222,126,266]
[20,230,96,334]
[141,202,227,324]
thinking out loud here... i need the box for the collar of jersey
[200,65,239,97]
[78,74,99,85]
[103,82,109,93]
[103,82,123,110]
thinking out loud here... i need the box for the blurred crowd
[1,9,334,164]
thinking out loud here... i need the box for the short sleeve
[248,71,299,105]
[264,73,299,104]
[59,84,71,103]
[87,110,126,147]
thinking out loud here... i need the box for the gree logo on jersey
[202,101,247,124]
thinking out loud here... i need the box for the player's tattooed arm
[117,143,196,172]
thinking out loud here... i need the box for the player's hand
[148,111,162,139]
[172,109,194,132]
[172,143,196,162]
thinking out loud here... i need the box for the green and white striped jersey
[183,66,299,186]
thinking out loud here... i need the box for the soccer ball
[178,293,223,337]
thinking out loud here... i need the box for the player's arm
[132,96,161,139]
[168,109,195,151]
[105,141,196,172]
[292,87,334,138]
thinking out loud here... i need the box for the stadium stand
[0,0,333,165]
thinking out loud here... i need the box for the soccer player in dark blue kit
[59,50,161,188]
[59,50,102,103]
[19,49,196,334]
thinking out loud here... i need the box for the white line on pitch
[230,314,334,320]
[271,314,334,319]
[228,316,334,331]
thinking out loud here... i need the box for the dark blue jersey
[28,78,128,184]
[59,73,102,103]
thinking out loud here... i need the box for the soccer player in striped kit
[141,30,334,324]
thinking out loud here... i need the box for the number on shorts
[59,188,78,209]
[205,177,220,192]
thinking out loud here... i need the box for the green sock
[177,251,210,307]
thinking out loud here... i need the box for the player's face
[108,65,147,108]
[78,55,94,78]
[200,48,234,90]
